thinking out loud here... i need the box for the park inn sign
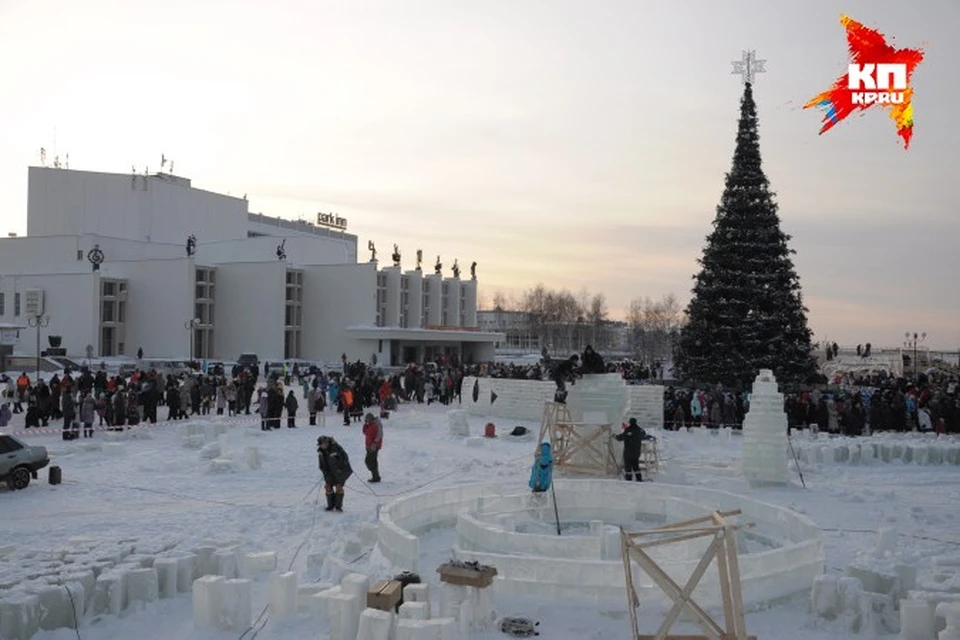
[316,212,348,230]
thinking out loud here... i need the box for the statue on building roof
[368,240,377,262]
[392,244,401,267]
[276,238,286,261]
[452,259,460,278]
[416,249,423,270]
[434,255,442,275]
[186,234,197,257]
[470,261,477,280]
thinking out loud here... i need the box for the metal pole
[36,318,40,381]
[550,480,562,536]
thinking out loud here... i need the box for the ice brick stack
[742,369,788,486]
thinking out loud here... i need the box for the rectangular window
[77,250,83,261]
[208,305,214,325]
[117,342,125,355]
[14,292,20,316]
[285,306,294,326]
[101,326,114,356]
[102,282,115,296]
[0,292,4,315]
[102,300,115,322]
[195,284,205,299]
[195,303,205,324]
[118,301,125,323]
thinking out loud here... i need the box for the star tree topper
[732,50,766,84]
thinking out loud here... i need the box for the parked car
[0,434,50,491]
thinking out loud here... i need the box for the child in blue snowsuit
[529,442,553,492]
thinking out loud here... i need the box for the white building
[0,166,502,366]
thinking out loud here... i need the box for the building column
[425,274,443,327]
[444,277,461,327]
[460,279,478,328]
[383,266,402,327]
[405,270,423,328]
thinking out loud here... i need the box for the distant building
[0,166,502,365]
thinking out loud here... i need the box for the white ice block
[403,582,429,605]
[358,607,394,640]
[0,592,41,640]
[177,554,199,592]
[199,442,221,459]
[36,584,72,630]
[329,592,361,640]
[209,457,234,472]
[215,549,238,578]
[812,574,840,619]
[192,575,225,628]
[268,571,298,619]
[448,410,470,436]
[195,545,218,576]
[125,567,159,610]
[440,582,469,617]
[470,584,495,629]
[396,619,429,640]
[311,585,342,618]
[340,572,370,600]
[429,617,459,640]
[93,570,125,616]
[246,446,262,470]
[155,558,180,598]
[297,582,332,612]
[399,601,430,620]
[183,434,206,448]
[874,527,899,558]
[240,551,277,577]
[220,579,253,630]
[901,598,935,640]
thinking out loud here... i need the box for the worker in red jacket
[362,412,383,483]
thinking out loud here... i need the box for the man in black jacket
[551,355,580,403]
[615,418,654,482]
[581,345,606,374]
[317,436,353,511]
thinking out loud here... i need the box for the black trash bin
[49,466,62,485]
[392,571,421,612]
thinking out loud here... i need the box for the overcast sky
[1,0,957,349]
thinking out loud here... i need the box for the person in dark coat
[167,386,182,421]
[268,384,284,430]
[317,436,352,512]
[112,390,126,430]
[61,392,78,440]
[615,417,654,482]
[285,390,299,428]
[550,355,580,402]
[362,412,383,483]
[581,345,606,374]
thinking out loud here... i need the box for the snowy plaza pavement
[2,399,960,639]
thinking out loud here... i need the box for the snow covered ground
[2,396,960,639]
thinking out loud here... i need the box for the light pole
[185,317,201,363]
[28,315,51,381]
[904,331,926,378]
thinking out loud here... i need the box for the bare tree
[492,290,509,311]
[627,294,683,369]
[587,293,608,346]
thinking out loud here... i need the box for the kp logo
[805,15,924,149]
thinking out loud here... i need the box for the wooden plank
[713,528,736,637]
[626,510,742,537]
[622,529,642,640]
[655,536,723,639]
[723,527,748,639]
[630,526,723,537]
[628,547,724,639]
[635,529,719,550]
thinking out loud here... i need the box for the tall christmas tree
[675,54,816,386]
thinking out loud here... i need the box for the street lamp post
[185,317,201,363]
[904,331,926,378]
[28,315,51,381]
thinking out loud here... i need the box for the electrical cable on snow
[59,580,82,640]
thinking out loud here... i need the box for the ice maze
[374,479,824,609]
[792,434,960,468]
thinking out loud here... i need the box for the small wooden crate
[366,580,402,611]
[437,563,498,588]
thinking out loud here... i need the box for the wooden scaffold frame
[620,509,757,640]
[538,401,620,477]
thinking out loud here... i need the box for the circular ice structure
[375,479,823,607]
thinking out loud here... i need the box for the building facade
[0,166,501,366]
